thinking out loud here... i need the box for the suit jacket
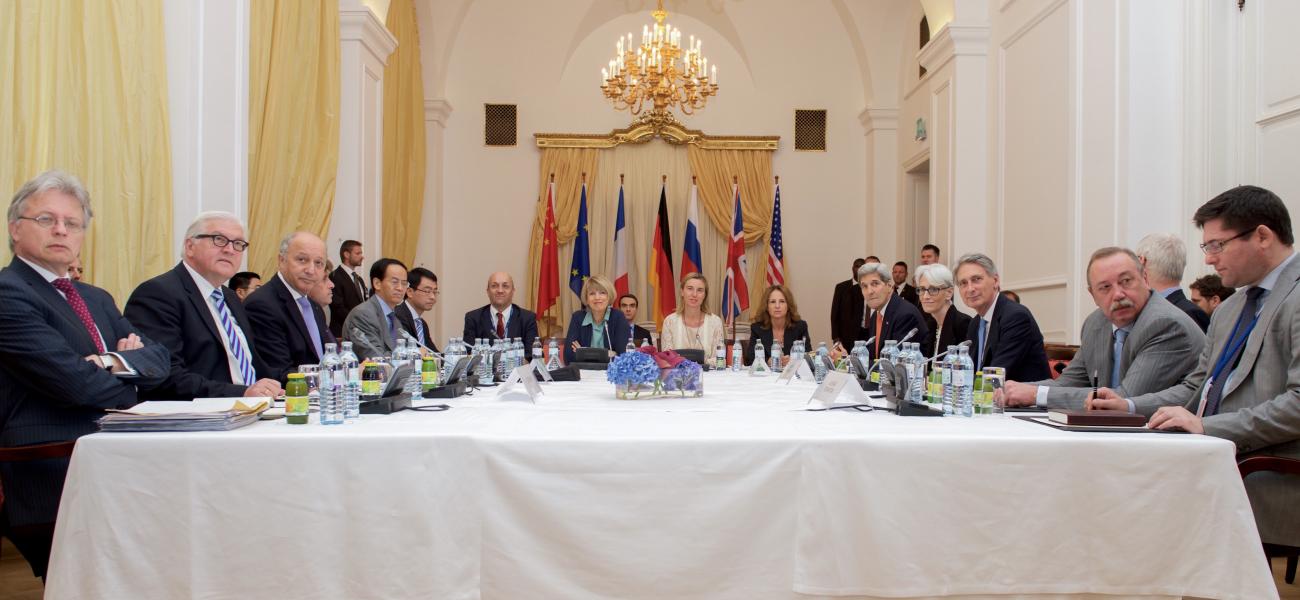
[124,262,270,400]
[922,307,973,359]
[1032,292,1205,410]
[394,302,439,353]
[463,304,539,360]
[966,294,1051,382]
[563,309,631,363]
[866,294,930,356]
[342,295,401,361]
[630,324,654,348]
[244,274,334,383]
[328,265,368,339]
[1129,254,1300,546]
[830,279,864,345]
[1166,288,1212,332]
[744,320,811,366]
[896,283,921,310]
[0,258,169,526]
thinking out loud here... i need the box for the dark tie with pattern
[496,312,506,339]
[52,277,105,353]
[1204,287,1266,416]
[352,272,366,297]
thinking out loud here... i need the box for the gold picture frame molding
[535,117,778,151]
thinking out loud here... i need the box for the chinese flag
[536,181,560,317]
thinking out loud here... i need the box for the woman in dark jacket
[916,263,972,358]
[744,284,811,367]
[564,274,630,364]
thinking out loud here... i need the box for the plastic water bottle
[626,339,636,354]
[941,345,956,414]
[476,338,494,382]
[954,346,974,418]
[730,339,743,372]
[814,342,829,383]
[339,341,361,420]
[443,337,463,381]
[714,342,726,370]
[545,338,562,371]
[752,339,768,374]
[906,343,925,404]
[531,338,543,365]
[769,341,783,373]
[395,338,410,368]
[789,340,805,369]
[641,338,651,348]
[513,338,524,370]
[491,338,505,381]
[319,343,344,425]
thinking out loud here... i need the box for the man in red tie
[462,272,539,360]
[0,170,169,579]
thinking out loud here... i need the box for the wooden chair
[0,440,78,561]
[1238,455,1300,584]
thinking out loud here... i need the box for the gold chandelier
[600,0,718,128]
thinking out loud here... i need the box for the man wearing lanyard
[1094,185,1300,550]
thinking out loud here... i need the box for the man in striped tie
[125,212,282,400]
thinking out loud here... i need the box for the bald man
[463,272,539,359]
[244,231,336,382]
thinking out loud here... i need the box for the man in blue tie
[1093,185,1300,549]
[397,267,439,352]
[125,212,283,400]
[997,247,1204,410]
[341,258,411,360]
[955,253,1051,382]
[244,231,334,383]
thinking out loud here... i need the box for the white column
[164,0,250,262]
[330,5,397,264]
[416,97,452,342]
[860,107,900,257]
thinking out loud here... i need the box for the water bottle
[814,342,829,383]
[531,338,543,365]
[769,341,783,373]
[942,345,956,415]
[491,338,505,381]
[476,338,494,383]
[403,353,423,400]
[752,339,767,374]
[443,337,463,381]
[319,343,344,425]
[513,338,524,371]
[545,338,562,371]
[730,338,743,372]
[906,343,925,404]
[789,340,805,369]
[641,338,651,348]
[626,338,637,354]
[339,341,361,420]
[713,342,726,370]
[955,346,974,418]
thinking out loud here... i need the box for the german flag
[648,178,676,329]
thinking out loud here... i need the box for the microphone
[399,329,443,357]
[898,328,919,344]
[924,339,971,365]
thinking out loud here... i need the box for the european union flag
[569,182,591,300]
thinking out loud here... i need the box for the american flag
[722,182,750,324]
[766,183,785,286]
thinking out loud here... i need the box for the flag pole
[731,174,739,346]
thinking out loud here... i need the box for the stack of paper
[98,398,269,432]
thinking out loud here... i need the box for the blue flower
[607,351,660,386]
[663,360,703,393]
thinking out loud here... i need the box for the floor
[1,537,1298,599]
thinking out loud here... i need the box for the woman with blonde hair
[743,284,811,366]
[658,273,724,352]
[564,274,631,363]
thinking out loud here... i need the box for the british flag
[722,182,749,324]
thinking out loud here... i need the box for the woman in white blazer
[658,272,724,352]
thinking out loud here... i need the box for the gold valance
[535,118,778,151]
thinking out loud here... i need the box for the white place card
[529,359,554,381]
[808,371,869,409]
[497,366,543,403]
[776,358,814,384]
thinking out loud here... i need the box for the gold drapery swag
[380,0,427,265]
[247,0,341,278]
[0,0,174,302]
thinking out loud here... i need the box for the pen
[1089,370,1099,411]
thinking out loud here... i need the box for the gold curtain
[247,0,340,278]
[525,148,599,335]
[380,0,426,264]
[0,0,174,302]
[687,146,773,243]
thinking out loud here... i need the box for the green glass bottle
[421,356,440,391]
[285,373,309,425]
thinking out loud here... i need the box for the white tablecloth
[45,372,1277,600]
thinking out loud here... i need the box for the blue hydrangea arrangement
[662,360,704,395]
[606,351,660,387]
[607,348,704,398]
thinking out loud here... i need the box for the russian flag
[613,181,629,295]
[721,180,749,324]
[681,178,702,279]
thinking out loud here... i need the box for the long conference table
[45,371,1277,599]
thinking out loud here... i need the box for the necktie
[413,314,426,345]
[387,311,398,345]
[211,289,256,385]
[873,310,883,359]
[1110,328,1128,389]
[977,318,989,370]
[296,296,324,359]
[1204,287,1266,416]
[51,278,105,353]
[496,311,506,339]
[352,272,366,297]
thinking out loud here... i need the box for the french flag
[681,178,703,279]
[721,180,749,324]
[613,181,628,295]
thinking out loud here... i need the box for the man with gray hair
[954,252,1051,382]
[0,170,169,578]
[857,261,928,359]
[244,231,335,382]
[1136,232,1211,331]
[125,212,283,400]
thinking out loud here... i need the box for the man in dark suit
[830,258,866,346]
[858,262,929,358]
[244,231,334,383]
[328,239,367,339]
[125,212,283,400]
[617,293,654,347]
[892,261,921,309]
[1136,232,1211,332]
[229,271,261,303]
[463,271,538,359]
[397,267,439,352]
[1095,186,1300,548]
[955,253,1051,382]
[0,171,169,578]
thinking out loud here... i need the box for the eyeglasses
[383,278,409,289]
[17,214,85,233]
[194,233,250,252]
[415,286,440,296]
[917,285,952,296]
[1199,229,1254,255]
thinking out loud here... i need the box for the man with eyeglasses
[1093,185,1300,551]
[125,212,283,401]
[0,170,169,579]
[998,247,1204,410]
[342,258,411,360]
[244,231,335,382]
[397,267,439,352]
